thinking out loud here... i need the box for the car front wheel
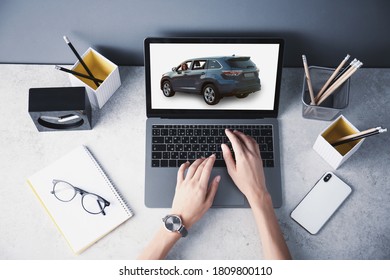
[162,80,175,97]
[202,84,219,105]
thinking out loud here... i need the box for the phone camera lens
[324,173,332,182]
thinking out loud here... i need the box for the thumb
[206,175,220,205]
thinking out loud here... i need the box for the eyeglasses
[51,179,110,215]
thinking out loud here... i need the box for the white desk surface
[0,65,389,259]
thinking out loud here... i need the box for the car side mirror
[172,67,177,72]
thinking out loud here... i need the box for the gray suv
[160,56,261,105]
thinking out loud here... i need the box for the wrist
[170,210,194,229]
[247,188,272,208]
[160,225,182,239]
[178,214,194,229]
[162,214,189,237]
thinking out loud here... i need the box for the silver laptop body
[144,37,284,208]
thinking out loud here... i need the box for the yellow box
[69,48,121,109]
[313,115,364,169]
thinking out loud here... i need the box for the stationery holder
[69,48,121,109]
[313,115,364,169]
[302,66,350,121]
[28,87,92,132]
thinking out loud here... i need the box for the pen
[302,55,316,105]
[55,65,104,84]
[41,114,81,123]
[330,127,387,147]
[314,54,350,103]
[63,36,100,88]
[57,114,81,123]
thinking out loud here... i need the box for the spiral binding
[83,146,133,217]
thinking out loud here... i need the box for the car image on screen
[160,56,261,105]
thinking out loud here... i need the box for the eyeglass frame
[51,179,110,215]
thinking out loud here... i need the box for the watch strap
[178,225,188,237]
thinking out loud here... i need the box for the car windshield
[226,57,256,69]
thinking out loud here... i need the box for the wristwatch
[162,214,188,237]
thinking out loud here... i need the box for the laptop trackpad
[212,168,245,207]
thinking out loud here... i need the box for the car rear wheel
[162,80,175,97]
[236,93,249,98]
[203,84,219,105]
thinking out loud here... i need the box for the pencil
[324,58,357,92]
[63,36,100,88]
[331,127,387,147]
[55,65,103,84]
[317,60,362,105]
[314,54,350,103]
[317,64,355,105]
[302,55,316,105]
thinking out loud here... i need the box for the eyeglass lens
[53,181,76,202]
[82,194,107,214]
[53,181,108,215]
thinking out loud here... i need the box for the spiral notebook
[27,145,133,254]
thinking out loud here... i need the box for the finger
[177,161,190,184]
[205,175,220,206]
[185,158,205,179]
[199,154,216,186]
[225,129,244,156]
[192,156,210,181]
[233,130,258,153]
[221,143,236,174]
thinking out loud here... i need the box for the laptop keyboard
[151,124,274,168]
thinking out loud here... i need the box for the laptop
[144,37,284,208]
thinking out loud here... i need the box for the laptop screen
[144,37,284,119]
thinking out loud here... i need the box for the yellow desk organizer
[69,48,121,109]
[313,115,364,169]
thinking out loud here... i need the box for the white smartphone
[290,172,352,235]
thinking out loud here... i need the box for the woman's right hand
[221,129,269,204]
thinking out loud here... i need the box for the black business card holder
[28,87,92,132]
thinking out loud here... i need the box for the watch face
[165,215,181,231]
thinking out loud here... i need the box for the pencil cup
[313,115,364,169]
[302,66,350,121]
[69,48,121,109]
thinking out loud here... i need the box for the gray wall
[1,0,389,67]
